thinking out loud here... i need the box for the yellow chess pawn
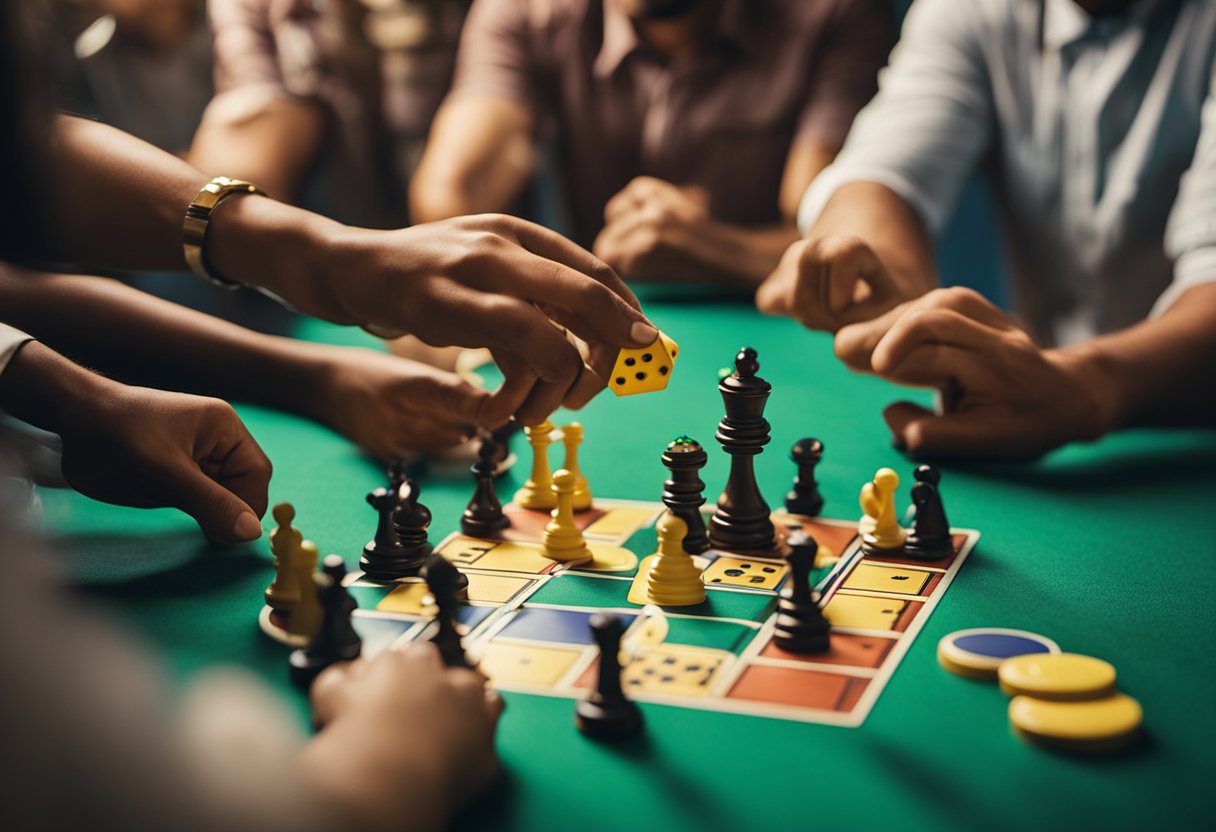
[265,502,301,612]
[646,512,706,607]
[542,469,592,564]
[859,467,906,554]
[286,540,322,639]
[514,420,558,510]
[561,422,593,512]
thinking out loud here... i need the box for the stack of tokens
[938,628,1143,754]
[1000,653,1142,753]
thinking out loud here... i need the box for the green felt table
[38,287,1216,831]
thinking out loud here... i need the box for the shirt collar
[593,0,754,78]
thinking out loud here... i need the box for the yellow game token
[998,653,1116,701]
[1008,693,1142,753]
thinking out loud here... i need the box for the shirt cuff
[1151,247,1216,317]
[797,163,945,237]
[0,324,33,377]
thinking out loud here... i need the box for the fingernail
[630,321,659,344]
[233,512,263,541]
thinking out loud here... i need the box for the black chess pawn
[772,532,831,654]
[360,485,418,580]
[784,437,825,517]
[904,464,954,561]
[424,555,472,669]
[290,555,363,688]
[393,477,436,562]
[575,613,644,741]
[661,436,709,555]
[462,438,510,537]
[709,347,777,552]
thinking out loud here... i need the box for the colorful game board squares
[702,555,789,591]
[526,573,633,609]
[499,504,606,542]
[455,605,495,630]
[497,607,637,645]
[822,593,923,632]
[351,615,419,657]
[662,618,757,654]
[585,645,731,698]
[436,535,558,574]
[843,563,936,596]
[583,506,662,540]
[761,632,896,669]
[479,642,585,687]
[728,665,869,712]
[772,515,859,557]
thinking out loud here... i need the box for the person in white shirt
[757,0,1216,459]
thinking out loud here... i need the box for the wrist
[1050,342,1124,440]
[0,341,123,435]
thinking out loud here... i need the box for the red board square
[728,665,869,712]
[760,632,896,669]
[498,505,607,543]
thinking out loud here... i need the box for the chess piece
[784,438,825,517]
[661,436,709,555]
[289,555,362,688]
[709,347,777,552]
[542,470,592,564]
[392,477,435,563]
[905,465,953,561]
[772,532,831,653]
[286,540,322,639]
[561,422,593,512]
[514,420,558,510]
[646,512,706,606]
[461,438,509,537]
[859,467,906,555]
[424,555,472,668]
[265,502,301,612]
[361,484,424,581]
[576,613,644,740]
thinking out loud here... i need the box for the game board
[261,497,979,728]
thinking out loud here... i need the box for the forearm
[1061,283,1216,431]
[673,220,802,287]
[809,181,940,298]
[0,268,333,417]
[0,340,115,435]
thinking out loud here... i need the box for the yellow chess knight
[859,467,906,555]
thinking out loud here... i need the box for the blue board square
[497,607,636,645]
[456,605,494,630]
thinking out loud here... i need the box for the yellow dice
[608,332,678,396]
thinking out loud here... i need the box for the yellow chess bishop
[646,512,706,606]
[542,469,592,564]
[265,502,302,612]
[859,467,906,553]
[514,420,558,510]
[561,422,593,512]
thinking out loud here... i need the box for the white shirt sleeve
[798,0,994,236]
[0,323,33,376]
[1156,62,1216,316]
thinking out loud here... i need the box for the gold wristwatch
[182,176,266,288]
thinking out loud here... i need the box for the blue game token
[938,628,1061,680]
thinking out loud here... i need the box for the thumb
[169,464,264,544]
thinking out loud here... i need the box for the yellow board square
[702,556,788,590]
[584,508,659,539]
[436,536,498,566]
[624,646,728,698]
[479,642,584,687]
[844,563,932,595]
[376,582,431,615]
[473,541,557,574]
[823,593,908,631]
[466,573,533,604]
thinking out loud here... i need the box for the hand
[308,214,660,425]
[757,236,909,332]
[593,176,708,281]
[833,287,1114,459]
[304,645,503,832]
[310,347,528,459]
[57,383,272,542]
